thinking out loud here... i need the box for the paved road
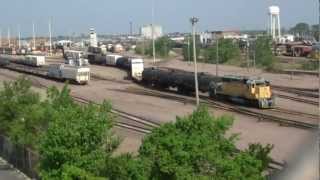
[0,158,27,180]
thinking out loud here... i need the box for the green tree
[137,106,272,179]
[136,37,174,58]
[255,36,276,70]
[39,86,118,179]
[204,39,241,64]
[0,77,46,148]
[290,23,310,36]
[311,24,319,41]
[182,35,200,62]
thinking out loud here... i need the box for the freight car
[141,67,275,108]
[48,64,90,84]
[0,55,90,85]
[0,55,45,67]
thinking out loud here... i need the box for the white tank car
[106,54,123,66]
[48,64,90,84]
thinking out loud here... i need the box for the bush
[0,77,45,148]
[137,106,273,179]
[255,36,276,70]
[39,86,118,179]
[182,35,200,62]
[204,39,241,64]
[136,37,174,58]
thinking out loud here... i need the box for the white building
[140,25,163,39]
[199,31,248,45]
[89,28,98,47]
[279,34,294,43]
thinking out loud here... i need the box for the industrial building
[140,25,163,39]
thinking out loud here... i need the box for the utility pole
[0,28,2,48]
[32,22,36,50]
[253,42,256,72]
[216,36,219,76]
[190,17,200,107]
[18,25,21,49]
[130,21,133,36]
[318,0,320,132]
[187,36,191,64]
[152,0,156,64]
[49,19,52,56]
[7,27,10,48]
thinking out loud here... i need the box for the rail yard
[0,1,318,179]
[0,54,317,165]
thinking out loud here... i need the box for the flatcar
[0,55,90,85]
[0,55,45,67]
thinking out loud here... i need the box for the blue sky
[0,0,317,37]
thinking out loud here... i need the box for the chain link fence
[0,135,39,179]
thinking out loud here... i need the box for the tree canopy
[136,37,174,58]
[39,86,118,179]
[254,36,276,70]
[290,23,310,36]
[105,106,273,180]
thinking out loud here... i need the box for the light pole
[318,0,320,131]
[152,0,156,64]
[49,19,52,56]
[216,36,219,76]
[187,36,191,64]
[190,17,200,106]
[0,28,2,48]
[32,21,36,50]
[18,25,21,49]
[7,27,10,48]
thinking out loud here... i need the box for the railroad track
[273,85,318,99]
[124,87,318,130]
[68,95,161,134]
[275,93,318,106]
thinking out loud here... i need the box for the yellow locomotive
[209,76,275,109]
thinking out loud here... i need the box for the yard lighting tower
[49,19,52,56]
[32,22,36,50]
[318,0,320,130]
[216,36,219,76]
[190,17,200,107]
[0,28,2,48]
[18,25,21,49]
[7,28,11,48]
[152,0,156,65]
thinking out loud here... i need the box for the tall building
[89,28,98,47]
[140,25,163,39]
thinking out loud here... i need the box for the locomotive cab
[246,79,275,108]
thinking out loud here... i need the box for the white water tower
[89,28,98,47]
[269,6,281,41]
